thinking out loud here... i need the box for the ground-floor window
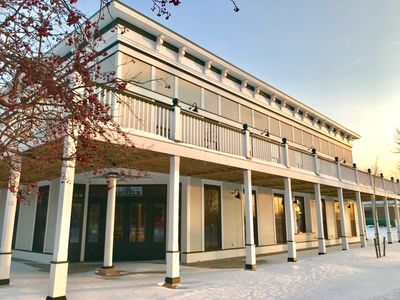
[334,201,342,238]
[32,186,49,252]
[274,193,286,244]
[204,184,222,251]
[348,202,357,237]
[294,196,306,233]
[243,191,258,246]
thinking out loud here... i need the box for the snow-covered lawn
[1,227,400,300]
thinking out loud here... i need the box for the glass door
[85,185,107,261]
[321,199,328,239]
[68,184,86,262]
[335,201,342,239]
[274,194,286,244]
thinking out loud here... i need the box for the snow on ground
[1,227,400,300]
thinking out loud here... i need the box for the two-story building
[1,1,399,299]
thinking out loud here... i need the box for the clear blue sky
[78,0,400,176]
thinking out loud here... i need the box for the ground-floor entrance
[83,184,167,262]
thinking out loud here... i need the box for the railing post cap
[311,148,316,154]
[242,123,248,131]
[368,168,371,173]
[172,98,179,106]
[353,163,357,169]
[281,137,287,144]
[397,179,399,183]
[391,177,394,181]
[380,173,383,178]
[335,156,339,162]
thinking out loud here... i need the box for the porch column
[47,134,76,300]
[101,174,117,272]
[383,196,393,243]
[244,169,256,270]
[314,183,326,255]
[0,158,21,286]
[394,198,400,243]
[165,155,180,285]
[355,191,367,247]
[371,194,380,242]
[284,177,297,262]
[337,188,349,250]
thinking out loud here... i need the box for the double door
[84,185,167,262]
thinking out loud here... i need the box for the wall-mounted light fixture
[189,102,198,112]
[231,189,241,200]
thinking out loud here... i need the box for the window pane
[32,186,49,252]
[294,196,306,233]
[274,194,286,244]
[303,131,312,148]
[254,111,267,130]
[178,78,201,105]
[240,105,252,126]
[87,204,100,243]
[153,203,166,242]
[155,68,175,97]
[220,97,238,121]
[281,122,293,141]
[121,54,151,89]
[130,203,146,243]
[293,127,302,144]
[114,203,124,242]
[204,89,219,114]
[204,185,222,251]
[269,117,279,136]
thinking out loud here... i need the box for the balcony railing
[109,90,400,196]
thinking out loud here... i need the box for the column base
[46,296,66,300]
[244,264,256,270]
[287,257,297,262]
[96,266,119,276]
[318,252,326,255]
[0,278,10,286]
[165,277,180,285]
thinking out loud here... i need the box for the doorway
[274,193,286,244]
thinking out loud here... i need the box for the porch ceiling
[0,140,375,201]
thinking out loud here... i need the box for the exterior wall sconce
[231,189,241,200]
[261,129,269,137]
[189,102,198,112]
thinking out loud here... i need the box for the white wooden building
[1,1,400,299]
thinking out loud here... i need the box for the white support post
[244,169,256,270]
[337,188,349,250]
[0,158,21,286]
[361,201,368,240]
[314,183,326,255]
[355,191,367,247]
[47,134,77,300]
[242,124,252,159]
[170,99,182,142]
[335,157,342,180]
[394,198,400,243]
[383,196,393,244]
[281,138,290,168]
[99,174,117,274]
[284,177,297,262]
[165,155,180,286]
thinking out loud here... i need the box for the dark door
[84,185,107,261]
[68,184,86,262]
[274,193,286,244]
[32,186,50,252]
[321,199,328,239]
[113,185,167,261]
[204,185,222,251]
